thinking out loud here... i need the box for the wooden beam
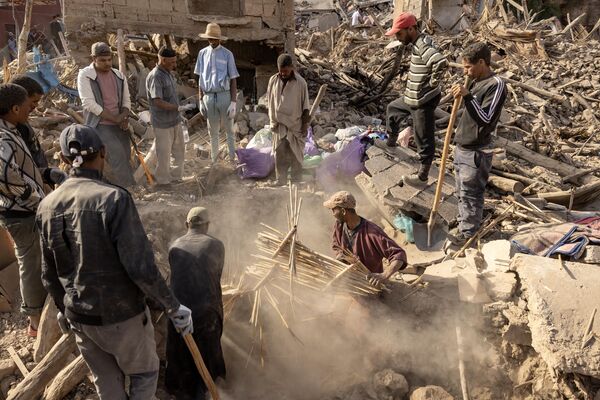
[7,346,29,377]
[16,0,33,74]
[41,355,88,400]
[116,29,127,76]
[6,334,77,400]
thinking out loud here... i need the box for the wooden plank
[7,346,29,377]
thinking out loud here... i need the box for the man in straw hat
[195,23,240,164]
[36,124,193,399]
[77,42,135,187]
[166,207,226,399]
[267,53,311,186]
[384,12,448,186]
[323,191,408,286]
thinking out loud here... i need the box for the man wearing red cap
[385,12,448,186]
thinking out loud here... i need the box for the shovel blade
[413,221,447,251]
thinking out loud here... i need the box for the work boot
[402,163,431,187]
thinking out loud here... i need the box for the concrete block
[422,260,460,301]
[410,386,454,400]
[364,155,395,175]
[583,245,600,264]
[482,271,517,302]
[262,0,277,15]
[371,167,401,194]
[482,239,513,271]
[245,0,263,16]
[510,254,600,377]
[172,0,187,12]
[0,359,16,380]
[148,0,173,11]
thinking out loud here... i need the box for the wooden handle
[430,76,471,214]
[129,133,154,185]
[183,334,220,400]
[309,84,328,119]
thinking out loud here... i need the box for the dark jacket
[36,168,179,325]
[332,218,407,273]
[166,230,226,398]
[455,74,507,149]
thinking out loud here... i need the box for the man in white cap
[166,206,226,399]
[36,124,193,399]
[323,191,407,285]
[77,42,135,187]
[195,23,240,164]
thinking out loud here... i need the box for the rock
[481,271,517,302]
[235,119,250,137]
[481,240,512,271]
[247,112,270,132]
[510,254,600,378]
[410,385,454,400]
[1,375,16,398]
[422,260,461,301]
[583,245,600,264]
[0,359,16,380]
[372,369,409,400]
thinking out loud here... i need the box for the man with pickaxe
[446,43,507,247]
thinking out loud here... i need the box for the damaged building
[62,0,296,98]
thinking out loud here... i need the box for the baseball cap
[91,42,112,57]
[187,207,209,224]
[60,124,104,159]
[385,12,417,36]
[323,191,356,209]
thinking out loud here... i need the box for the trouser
[453,146,493,237]
[203,91,235,162]
[275,137,303,184]
[386,94,441,165]
[0,214,45,316]
[70,308,160,400]
[96,124,135,188]
[152,124,185,185]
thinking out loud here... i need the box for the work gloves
[169,304,193,336]
[198,99,208,118]
[43,167,68,186]
[57,311,70,334]
[227,101,237,119]
[178,103,195,113]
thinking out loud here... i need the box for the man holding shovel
[446,43,507,246]
[385,12,448,185]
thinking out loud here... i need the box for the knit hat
[186,207,209,224]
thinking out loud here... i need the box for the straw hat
[199,23,227,41]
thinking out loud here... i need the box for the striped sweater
[455,74,507,149]
[0,119,45,215]
[404,34,448,107]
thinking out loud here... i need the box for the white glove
[57,311,70,334]
[178,103,195,112]
[199,99,208,117]
[169,304,193,336]
[227,101,237,119]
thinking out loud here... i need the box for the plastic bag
[316,136,366,188]
[304,127,320,156]
[247,127,273,149]
[236,147,275,179]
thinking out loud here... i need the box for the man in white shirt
[194,23,240,164]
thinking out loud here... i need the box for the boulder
[372,369,409,400]
[410,385,454,400]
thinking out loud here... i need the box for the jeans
[0,214,46,316]
[386,94,441,165]
[152,124,185,185]
[203,92,235,162]
[96,124,135,187]
[70,308,160,400]
[453,146,493,237]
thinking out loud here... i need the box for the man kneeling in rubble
[446,43,507,247]
[324,191,408,286]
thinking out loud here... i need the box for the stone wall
[63,0,291,45]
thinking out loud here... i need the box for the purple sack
[304,127,320,157]
[316,136,366,188]
[236,147,275,179]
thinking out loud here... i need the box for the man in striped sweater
[447,43,507,246]
[385,12,448,185]
[0,84,47,335]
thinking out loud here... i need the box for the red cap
[385,12,417,36]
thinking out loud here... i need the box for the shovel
[427,76,471,247]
